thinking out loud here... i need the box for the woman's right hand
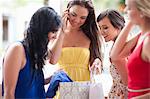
[61,9,69,33]
[89,58,102,75]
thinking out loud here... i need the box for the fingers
[90,58,102,74]
[61,9,69,33]
[62,9,69,18]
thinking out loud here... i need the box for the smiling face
[68,5,89,29]
[98,17,119,42]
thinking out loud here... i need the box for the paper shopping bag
[59,82,91,99]
[89,82,104,99]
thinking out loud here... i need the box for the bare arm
[110,21,139,85]
[48,31,65,64]
[48,10,68,64]
[110,21,139,60]
[3,43,25,99]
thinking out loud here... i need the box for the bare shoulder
[4,42,25,64]
[143,36,150,51]
[3,42,26,70]
[6,42,24,55]
[142,36,150,62]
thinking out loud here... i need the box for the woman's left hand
[89,58,102,74]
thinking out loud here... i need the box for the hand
[90,58,102,74]
[61,9,69,33]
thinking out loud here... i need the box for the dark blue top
[2,43,46,99]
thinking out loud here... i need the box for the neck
[66,21,81,33]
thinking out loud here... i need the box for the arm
[110,21,139,85]
[110,21,139,60]
[48,10,68,64]
[48,31,65,64]
[3,43,25,99]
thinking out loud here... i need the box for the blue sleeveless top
[2,43,46,98]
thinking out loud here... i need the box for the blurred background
[0,0,127,97]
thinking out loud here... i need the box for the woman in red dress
[110,0,150,98]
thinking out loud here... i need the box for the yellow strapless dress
[54,47,90,99]
[58,47,90,81]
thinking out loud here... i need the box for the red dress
[127,33,150,98]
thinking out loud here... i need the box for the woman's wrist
[57,29,65,39]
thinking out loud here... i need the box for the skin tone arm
[110,21,139,59]
[3,43,25,99]
[110,21,139,85]
[48,30,65,64]
[48,10,68,64]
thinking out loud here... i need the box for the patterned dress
[108,64,128,99]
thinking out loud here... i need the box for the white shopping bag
[89,63,104,99]
[89,82,104,99]
[59,62,104,99]
[59,82,91,99]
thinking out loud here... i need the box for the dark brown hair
[67,0,103,69]
[97,9,125,30]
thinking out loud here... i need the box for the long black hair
[67,0,103,68]
[22,7,61,70]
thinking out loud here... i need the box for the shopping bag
[59,62,104,99]
[89,82,104,99]
[59,81,91,99]
[89,63,104,99]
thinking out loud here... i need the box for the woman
[2,7,61,99]
[110,0,150,98]
[97,9,128,99]
[49,0,103,82]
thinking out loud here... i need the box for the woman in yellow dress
[49,0,103,82]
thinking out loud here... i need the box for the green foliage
[119,0,125,4]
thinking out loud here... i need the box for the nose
[100,29,105,35]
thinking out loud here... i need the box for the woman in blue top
[2,7,61,99]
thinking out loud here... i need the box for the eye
[81,16,87,20]
[103,26,108,29]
